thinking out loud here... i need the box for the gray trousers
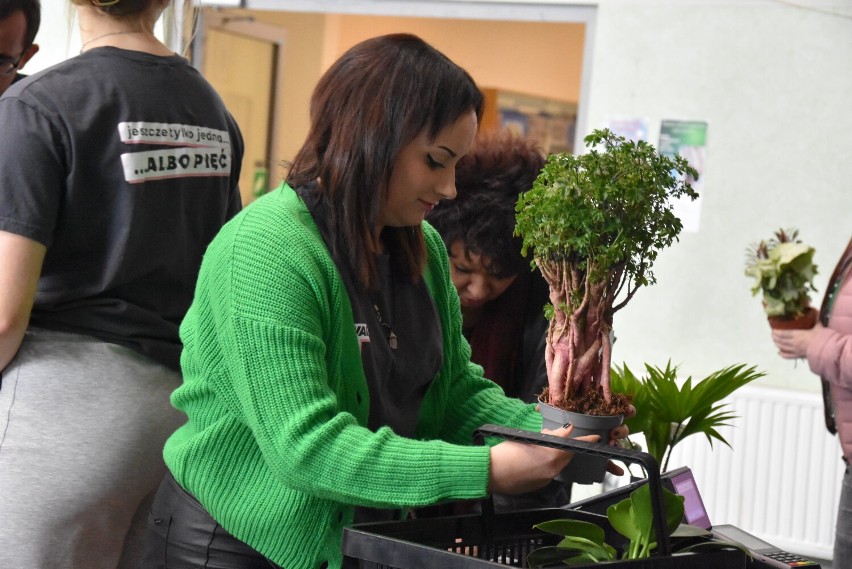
[0,329,185,569]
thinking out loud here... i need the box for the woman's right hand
[487,424,599,495]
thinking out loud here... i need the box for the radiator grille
[666,385,843,559]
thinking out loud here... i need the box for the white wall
[29,0,852,393]
[25,2,77,73]
[586,1,852,391]
[24,1,174,73]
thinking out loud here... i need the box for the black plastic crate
[342,507,745,568]
[342,425,747,569]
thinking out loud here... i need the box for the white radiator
[665,384,844,560]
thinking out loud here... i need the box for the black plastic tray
[341,424,747,569]
[342,506,745,568]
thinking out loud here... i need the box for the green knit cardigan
[163,184,542,568]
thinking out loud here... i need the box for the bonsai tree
[744,228,818,327]
[514,129,698,416]
[610,361,765,472]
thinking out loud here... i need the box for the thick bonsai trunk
[538,258,618,413]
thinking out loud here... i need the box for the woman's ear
[17,44,39,71]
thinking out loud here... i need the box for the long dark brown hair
[287,33,484,291]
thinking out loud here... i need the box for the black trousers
[140,472,283,569]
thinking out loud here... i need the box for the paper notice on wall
[659,120,708,233]
[603,117,650,143]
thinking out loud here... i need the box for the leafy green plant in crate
[527,482,745,566]
[610,362,765,472]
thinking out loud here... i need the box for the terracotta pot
[767,307,818,330]
[538,399,624,484]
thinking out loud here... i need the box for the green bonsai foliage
[745,228,818,319]
[514,129,698,414]
[610,362,765,472]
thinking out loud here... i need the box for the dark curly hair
[427,130,545,278]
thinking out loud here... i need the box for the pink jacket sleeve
[807,277,852,388]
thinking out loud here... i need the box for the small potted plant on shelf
[610,361,764,473]
[744,228,818,330]
[514,128,698,482]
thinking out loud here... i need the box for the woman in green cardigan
[141,33,619,569]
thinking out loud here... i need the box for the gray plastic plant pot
[538,399,624,484]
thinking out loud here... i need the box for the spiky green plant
[610,362,765,472]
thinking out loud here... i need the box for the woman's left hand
[605,419,632,476]
[772,324,822,359]
[607,402,634,447]
[608,424,630,446]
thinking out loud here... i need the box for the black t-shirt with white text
[0,47,244,370]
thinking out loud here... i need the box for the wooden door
[197,10,286,205]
